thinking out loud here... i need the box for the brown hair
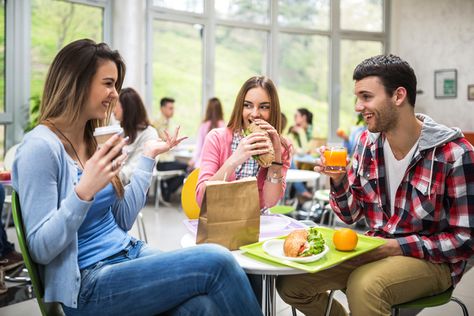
[118,87,151,143]
[204,97,224,132]
[227,76,282,133]
[39,39,126,197]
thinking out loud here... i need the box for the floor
[1,195,474,316]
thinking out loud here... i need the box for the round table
[285,169,320,184]
[181,234,305,316]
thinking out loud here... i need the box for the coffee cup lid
[93,125,123,137]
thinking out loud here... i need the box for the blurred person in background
[114,87,158,184]
[153,97,188,202]
[337,113,367,157]
[0,183,24,295]
[188,97,225,170]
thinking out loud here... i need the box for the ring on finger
[111,159,117,171]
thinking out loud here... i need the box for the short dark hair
[353,54,417,107]
[160,97,175,107]
[297,108,313,125]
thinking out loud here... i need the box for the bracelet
[265,175,283,184]
[271,161,283,166]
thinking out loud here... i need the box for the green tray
[240,226,386,273]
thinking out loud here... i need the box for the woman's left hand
[143,126,188,159]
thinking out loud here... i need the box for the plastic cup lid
[93,125,123,137]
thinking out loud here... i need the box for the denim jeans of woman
[62,241,262,316]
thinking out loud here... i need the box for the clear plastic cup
[93,125,123,149]
[323,146,347,173]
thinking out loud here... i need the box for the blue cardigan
[12,125,155,308]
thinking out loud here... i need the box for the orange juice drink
[323,147,347,172]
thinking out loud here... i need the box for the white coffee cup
[93,125,123,149]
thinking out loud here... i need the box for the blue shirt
[77,170,131,269]
[12,125,155,308]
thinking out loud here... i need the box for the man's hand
[346,238,403,266]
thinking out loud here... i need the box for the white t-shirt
[383,138,419,215]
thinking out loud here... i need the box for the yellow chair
[181,168,200,219]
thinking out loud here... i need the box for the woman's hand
[75,134,128,201]
[253,119,283,162]
[142,126,188,159]
[313,145,348,185]
[230,131,270,167]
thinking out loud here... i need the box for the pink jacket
[196,127,291,209]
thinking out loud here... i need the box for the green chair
[269,205,295,216]
[392,287,468,316]
[12,191,64,316]
[292,287,469,316]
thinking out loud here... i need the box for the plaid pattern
[231,132,260,179]
[330,130,474,286]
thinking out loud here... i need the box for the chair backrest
[12,191,63,316]
[180,168,200,219]
[4,144,19,170]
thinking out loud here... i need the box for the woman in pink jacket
[196,75,291,211]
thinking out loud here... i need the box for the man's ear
[393,87,407,106]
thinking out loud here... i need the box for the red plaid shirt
[330,118,474,285]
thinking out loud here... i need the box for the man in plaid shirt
[277,55,474,316]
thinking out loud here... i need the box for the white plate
[260,215,291,233]
[262,239,329,263]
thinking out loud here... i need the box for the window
[152,20,203,137]
[0,0,5,157]
[30,0,104,99]
[278,0,330,30]
[153,0,204,14]
[339,40,383,132]
[340,0,384,32]
[215,26,267,120]
[0,0,4,114]
[215,0,270,24]
[278,33,329,137]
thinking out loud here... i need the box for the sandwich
[283,227,325,257]
[244,122,275,168]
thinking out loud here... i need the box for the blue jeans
[62,241,262,316]
[290,161,307,195]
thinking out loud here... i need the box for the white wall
[390,0,474,131]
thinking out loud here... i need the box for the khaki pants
[276,256,452,316]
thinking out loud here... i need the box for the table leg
[261,274,277,316]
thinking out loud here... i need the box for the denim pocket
[79,261,105,305]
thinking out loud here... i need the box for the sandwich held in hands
[283,227,326,257]
[244,122,275,167]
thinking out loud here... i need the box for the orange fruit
[333,228,358,251]
[336,128,346,138]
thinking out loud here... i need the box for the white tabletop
[181,234,305,276]
[285,169,320,183]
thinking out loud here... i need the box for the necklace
[46,119,85,170]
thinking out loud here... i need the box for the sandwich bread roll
[246,122,275,167]
[283,229,309,257]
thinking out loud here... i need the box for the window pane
[31,0,103,99]
[340,0,383,32]
[0,125,4,159]
[152,20,202,137]
[215,0,269,24]
[339,40,382,133]
[215,26,267,121]
[278,0,330,30]
[0,0,4,113]
[152,0,203,14]
[279,34,329,138]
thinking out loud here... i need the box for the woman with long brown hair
[196,76,291,209]
[12,39,261,316]
[114,87,158,184]
[189,97,225,169]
